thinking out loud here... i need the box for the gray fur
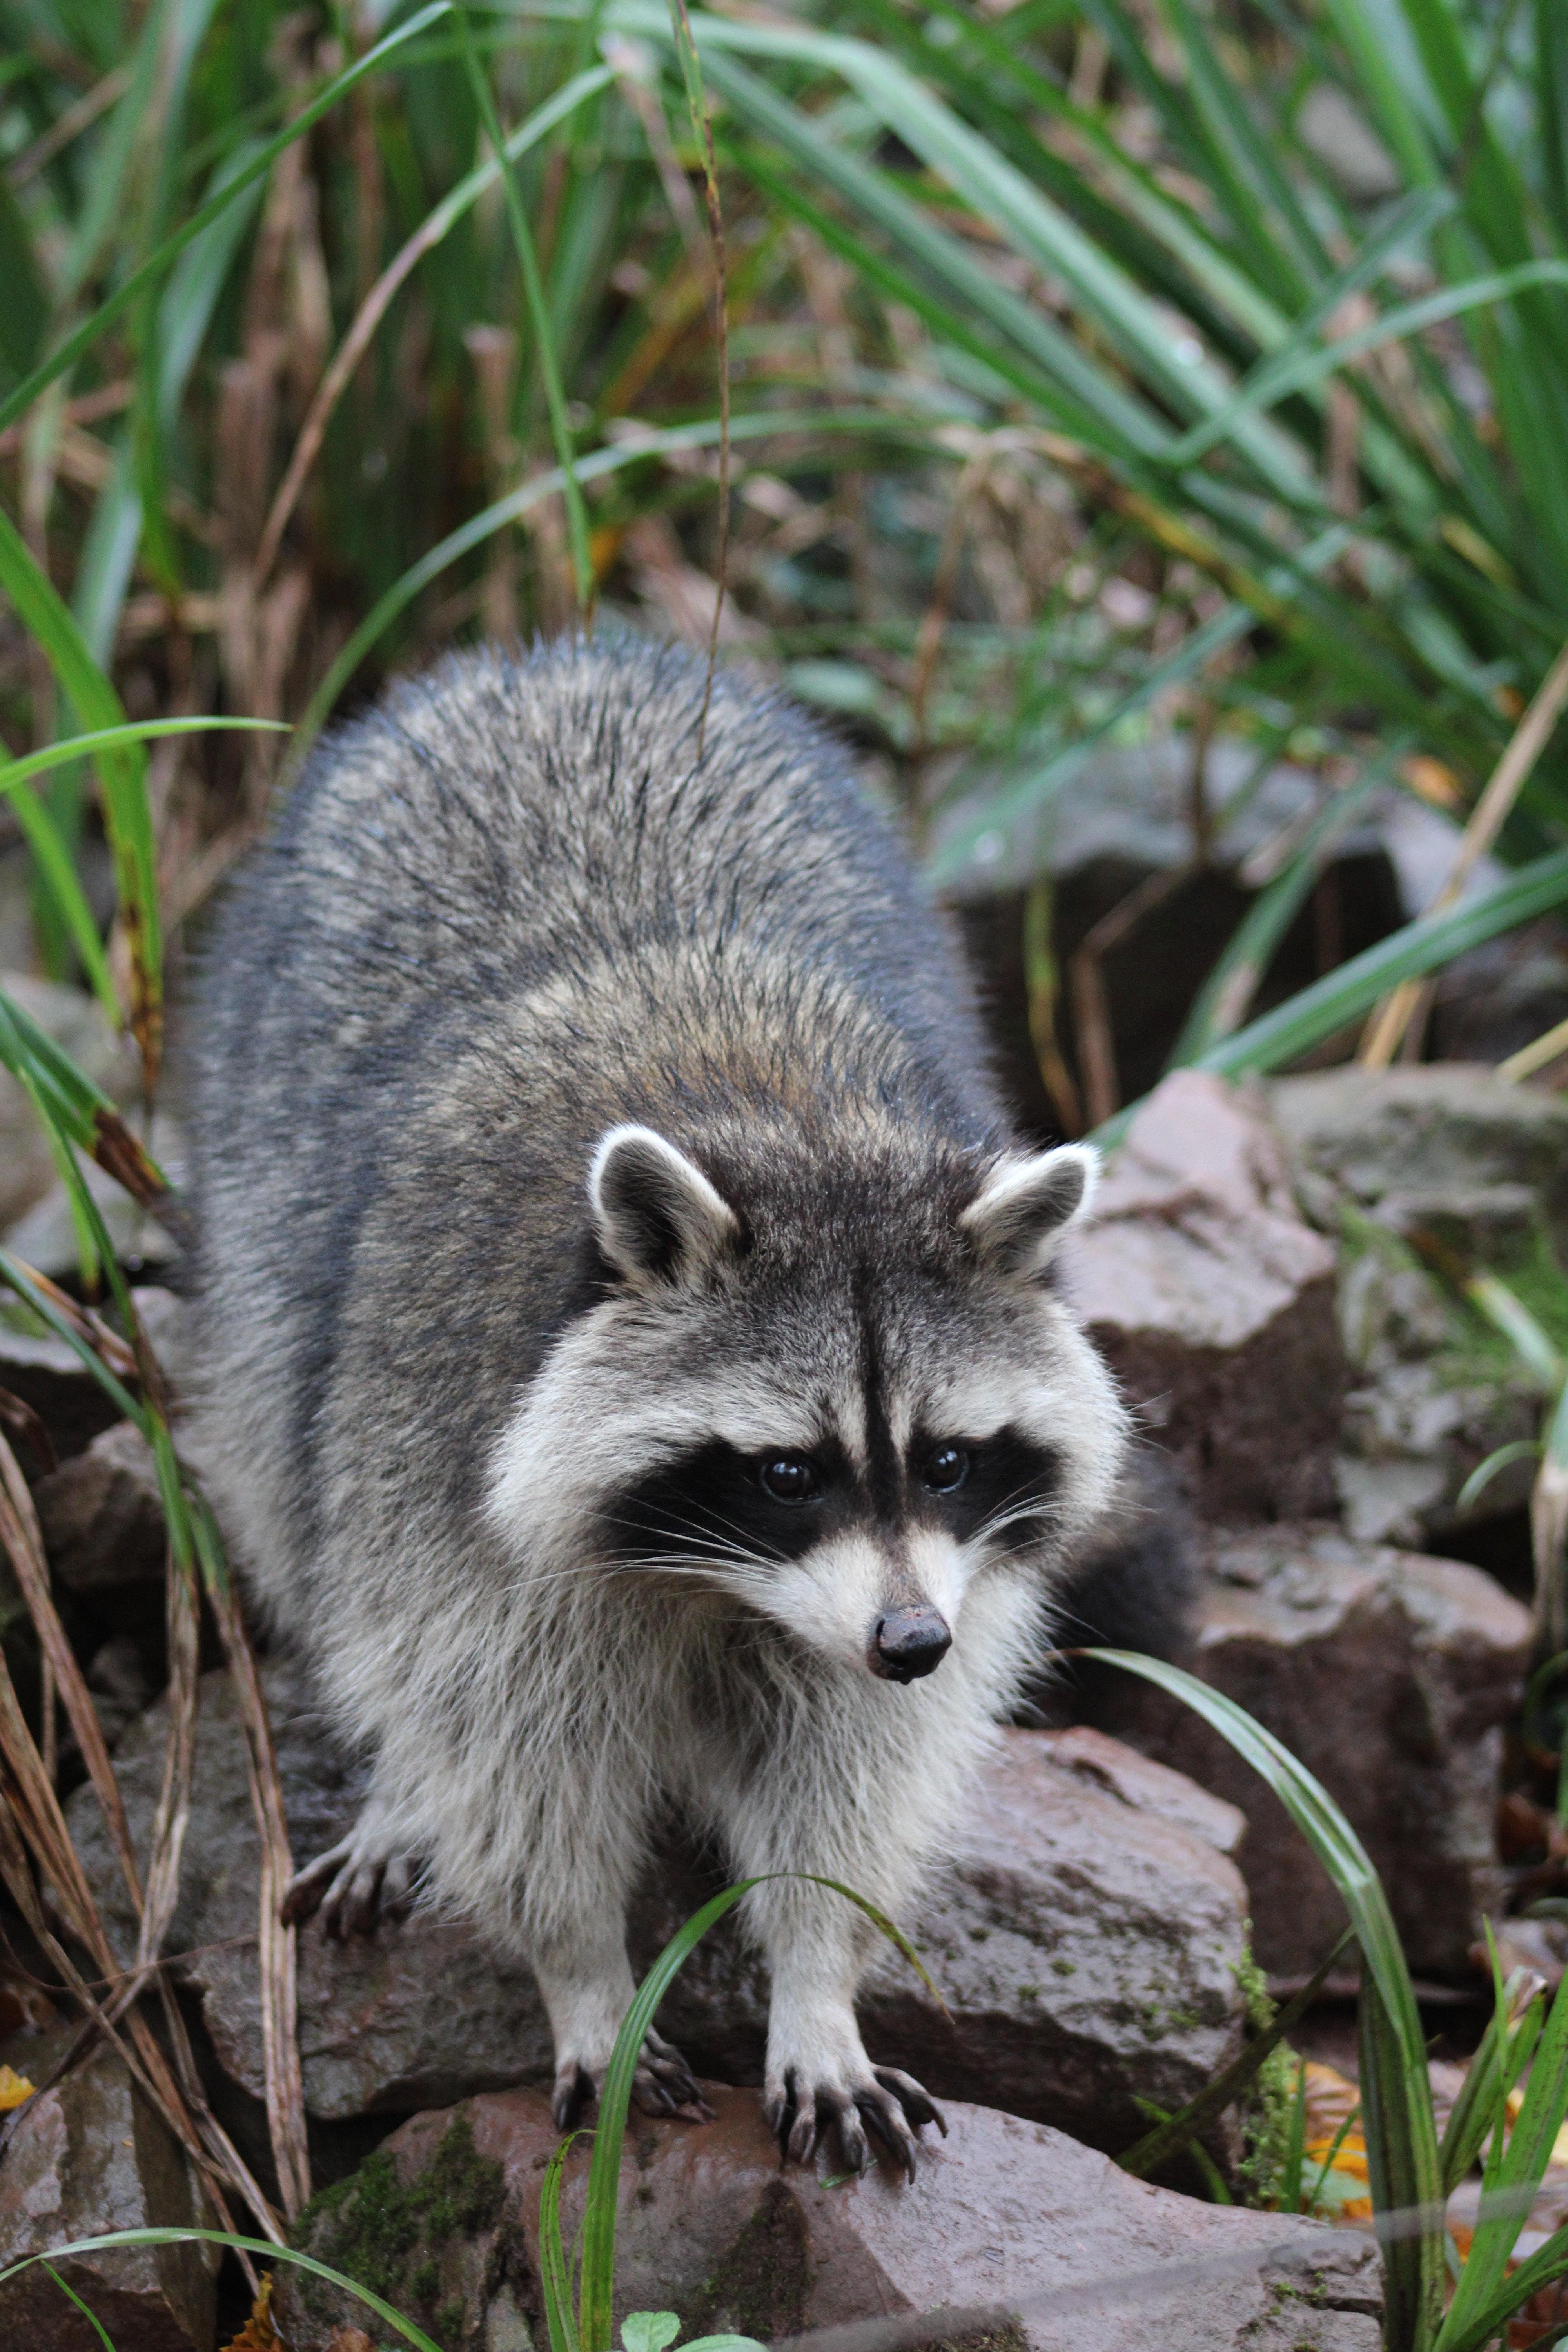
[189,635,1128,2170]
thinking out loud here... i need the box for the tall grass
[5,0,1568,1110]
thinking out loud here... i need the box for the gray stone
[35,1419,167,1595]
[1131,1524,1531,1980]
[70,1664,1250,2156]
[1064,1071,1345,1519]
[278,2084,1383,2352]
[1270,1064,1568,1258]
[0,2031,219,2352]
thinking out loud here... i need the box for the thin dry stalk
[208,1570,311,2218]
[0,1641,278,2251]
[667,0,731,753]
[0,1429,143,1910]
[1069,865,1190,1125]
[1360,633,1568,1066]
[911,452,990,757]
[1023,876,1084,1136]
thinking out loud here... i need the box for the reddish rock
[277,2085,1383,2352]
[1132,1524,1531,1980]
[1064,1071,1345,1520]
[69,1669,1249,2157]
[0,2034,219,2352]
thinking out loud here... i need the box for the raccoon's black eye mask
[601,1428,1059,1568]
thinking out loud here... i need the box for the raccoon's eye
[759,1455,819,1503]
[924,1444,970,1494]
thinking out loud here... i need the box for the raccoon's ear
[960,1144,1098,1278]
[589,1125,741,1286]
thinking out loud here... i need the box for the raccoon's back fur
[190,636,1129,2167]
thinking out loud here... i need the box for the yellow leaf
[0,2063,36,2109]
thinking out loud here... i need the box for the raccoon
[189,635,1129,2178]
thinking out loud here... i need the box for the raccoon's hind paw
[767,2063,946,2184]
[550,2030,712,2131]
[281,1822,413,1939]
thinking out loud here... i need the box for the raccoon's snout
[869,1605,952,1683]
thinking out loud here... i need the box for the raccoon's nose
[870,1605,952,1683]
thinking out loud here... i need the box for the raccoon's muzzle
[869,1604,952,1683]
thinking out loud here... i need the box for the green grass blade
[1086,1648,1444,2343]
[0,4,454,438]
[453,2,593,612]
[1436,1962,1568,2347]
[0,507,158,1075]
[1116,1926,1354,2181]
[1172,847,1568,1094]
[1168,739,1412,1066]
[540,2132,583,2352]
[579,1879,760,2352]
[0,719,287,793]
[40,2263,117,2352]
[0,2233,443,2352]
[578,1870,942,2352]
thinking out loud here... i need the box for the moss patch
[289,2107,505,2350]
[679,2177,813,2341]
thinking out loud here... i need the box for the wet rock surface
[67,1665,1250,2156]
[1132,1524,1531,1980]
[276,2084,1383,2352]
[1064,1070,1345,1519]
[0,2029,219,2352]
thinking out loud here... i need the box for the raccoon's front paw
[766,2058,946,2182]
[550,2028,712,2131]
[281,1818,414,1939]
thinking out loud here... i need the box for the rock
[1269,1069,1568,1545]
[277,2085,1383,2352]
[0,1296,123,1461]
[1131,1524,1531,1980]
[70,1664,1250,2156]
[1270,1064,1568,1260]
[0,2031,219,2352]
[1064,1071,1345,1519]
[0,973,140,1232]
[35,1419,167,1597]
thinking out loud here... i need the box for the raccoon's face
[488,1123,1126,1681]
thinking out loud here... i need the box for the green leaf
[622,2316,681,2352]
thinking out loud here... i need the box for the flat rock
[1065,1071,1344,1519]
[0,2031,219,2352]
[277,2084,1383,2352]
[1270,1064,1568,1257]
[1131,1524,1531,1980]
[69,1665,1249,2155]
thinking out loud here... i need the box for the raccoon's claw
[551,2032,710,2134]
[552,2059,596,2131]
[282,1831,413,1938]
[632,2028,712,2121]
[768,2064,946,2183]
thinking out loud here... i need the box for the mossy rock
[285,2107,509,2351]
